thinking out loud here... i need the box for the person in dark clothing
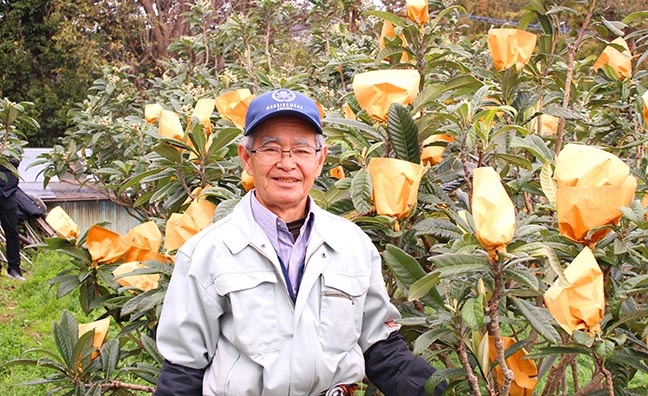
[0,157,26,281]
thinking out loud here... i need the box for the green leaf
[510,135,554,164]
[540,162,556,207]
[208,127,241,153]
[386,103,420,163]
[512,298,561,344]
[411,85,444,114]
[511,242,567,285]
[100,338,120,377]
[493,153,532,170]
[409,272,441,301]
[350,168,373,214]
[364,10,408,26]
[141,334,164,365]
[428,253,489,278]
[53,311,78,369]
[153,143,183,163]
[425,367,467,394]
[413,327,453,355]
[383,244,444,309]
[504,267,539,291]
[461,296,485,331]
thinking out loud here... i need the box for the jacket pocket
[214,271,280,356]
[319,272,370,352]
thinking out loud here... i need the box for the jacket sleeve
[364,332,447,396]
[156,359,205,396]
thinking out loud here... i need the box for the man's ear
[238,143,253,174]
[316,144,328,175]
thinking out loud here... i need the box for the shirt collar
[249,190,316,231]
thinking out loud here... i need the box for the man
[0,155,26,281]
[155,89,446,396]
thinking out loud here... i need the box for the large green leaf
[383,244,444,309]
[512,298,561,344]
[386,103,420,163]
[100,338,120,377]
[510,134,554,164]
[53,311,78,370]
[350,168,372,214]
[428,253,489,278]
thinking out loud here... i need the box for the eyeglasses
[250,145,321,165]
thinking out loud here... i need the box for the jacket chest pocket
[214,271,280,356]
[319,272,369,352]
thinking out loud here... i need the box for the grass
[0,250,86,395]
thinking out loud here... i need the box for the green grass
[0,250,86,395]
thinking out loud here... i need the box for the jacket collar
[221,192,345,254]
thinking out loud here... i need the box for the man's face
[239,116,327,221]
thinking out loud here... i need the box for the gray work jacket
[156,192,400,396]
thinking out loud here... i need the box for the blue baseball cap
[244,89,323,136]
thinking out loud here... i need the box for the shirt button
[321,252,326,258]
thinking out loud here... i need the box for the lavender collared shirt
[249,191,315,296]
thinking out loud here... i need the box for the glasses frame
[249,145,322,165]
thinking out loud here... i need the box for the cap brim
[245,110,323,136]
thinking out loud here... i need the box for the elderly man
[155,89,446,396]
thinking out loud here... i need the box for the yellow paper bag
[352,70,420,122]
[184,189,217,232]
[406,0,429,24]
[78,317,111,360]
[472,167,516,255]
[555,144,637,244]
[544,247,604,336]
[642,91,648,126]
[344,103,356,120]
[112,261,160,292]
[487,29,537,71]
[488,336,538,396]
[164,213,199,253]
[367,157,425,219]
[45,206,80,239]
[329,165,345,180]
[144,103,163,124]
[191,98,216,135]
[123,221,166,263]
[215,89,254,128]
[158,110,184,141]
[593,37,632,79]
[535,114,559,136]
[421,134,453,165]
[241,169,255,191]
[379,21,410,63]
[86,225,131,266]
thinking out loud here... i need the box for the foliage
[7,0,648,395]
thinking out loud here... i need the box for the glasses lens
[253,146,318,164]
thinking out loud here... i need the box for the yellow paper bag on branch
[406,0,429,24]
[191,98,216,135]
[144,103,163,124]
[472,167,516,256]
[329,165,345,180]
[112,261,160,292]
[487,29,537,71]
[215,89,254,128]
[352,70,420,122]
[543,247,604,336]
[421,134,453,165]
[488,336,538,396]
[533,114,559,136]
[593,37,632,79]
[378,21,410,63]
[158,110,184,141]
[184,188,217,232]
[45,206,80,239]
[78,317,111,360]
[367,157,425,219]
[164,213,199,253]
[555,144,636,244]
[87,225,131,266]
[123,221,166,263]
